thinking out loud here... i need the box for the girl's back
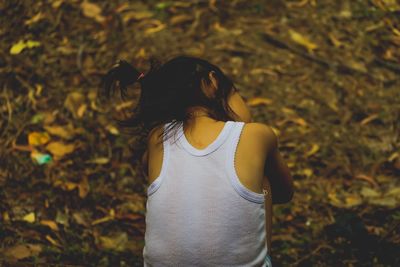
[100,55,293,266]
[144,119,271,266]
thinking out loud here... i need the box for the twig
[261,32,384,81]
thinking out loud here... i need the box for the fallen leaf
[289,29,318,52]
[86,157,110,164]
[28,132,50,146]
[10,40,41,55]
[44,124,75,140]
[78,176,90,198]
[23,212,35,223]
[246,97,273,106]
[385,187,400,198]
[64,92,87,118]
[344,195,363,207]
[170,14,193,26]
[45,235,61,247]
[46,141,76,160]
[25,12,45,25]
[144,20,166,35]
[305,144,319,157]
[3,244,42,261]
[40,220,59,231]
[97,232,128,251]
[360,114,379,125]
[369,197,397,207]
[360,187,381,198]
[81,1,106,23]
[122,11,153,23]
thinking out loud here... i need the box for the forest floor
[1,0,400,266]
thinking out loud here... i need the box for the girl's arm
[263,126,294,204]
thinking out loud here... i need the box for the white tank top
[143,120,269,266]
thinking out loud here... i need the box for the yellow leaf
[122,10,153,23]
[28,132,50,146]
[10,40,41,55]
[46,141,76,159]
[44,125,75,140]
[4,244,42,260]
[291,117,308,127]
[289,29,318,52]
[78,176,90,198]
[64,92,86,119]
[45,235,61,247]
[270,127,280,137]
[23,212,35,223]
[360,187,381,198]
[305,143,319,157]
[98,232,128,251]
[81,1,106,23]
[246,97,273,106]
[345,195,363,207]
[144,20,166,35]
[40,220,59,231]
[92,216,113,225]
[25,12,45,25]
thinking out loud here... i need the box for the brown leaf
[3,244,42,261]
[81,1,106,23]
[44,124,75,140]
[40,220,59,231]
[28,132,50,146]
[46,141,76,160]
[64,91,87,119]
[78,176,90,198]
[289,29,318,52]
[246,97,273,106]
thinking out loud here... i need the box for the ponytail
[101,59,144,99]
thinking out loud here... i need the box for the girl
[102,56,294,266]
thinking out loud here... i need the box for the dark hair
[100,55,239,146]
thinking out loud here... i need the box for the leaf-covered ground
[1,0,399,266]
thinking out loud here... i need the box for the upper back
[147,120,271,195]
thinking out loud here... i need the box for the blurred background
[1,0,399,266]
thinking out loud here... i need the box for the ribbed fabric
[143,120,269,267]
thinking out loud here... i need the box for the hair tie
[137,73,145,81]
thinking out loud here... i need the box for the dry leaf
[28,132,51,146]
[44,124,75,140]
[360,187,381,198]
[3,244,42,261]
[170,14,193,26]
[246,97,273,106]
[25,12,45,25]
[46,141,76,159]
[98,232,128,251]
[81,1,106,23]
[122,11,153,23]
[344,195,363,207]
[45,235,61,247]
[10,40,41,55]
[305,144,319,157]
[40,220,59,231]
[64,92,87,118]
[289,29,318,52]
[144,20,166,35]
[78,176,90,198]
[23,212,35,223]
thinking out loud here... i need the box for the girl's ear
[209,71,218,90]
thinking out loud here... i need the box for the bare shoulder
[243,122,278,147]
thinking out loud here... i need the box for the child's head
[101,55,242,140]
